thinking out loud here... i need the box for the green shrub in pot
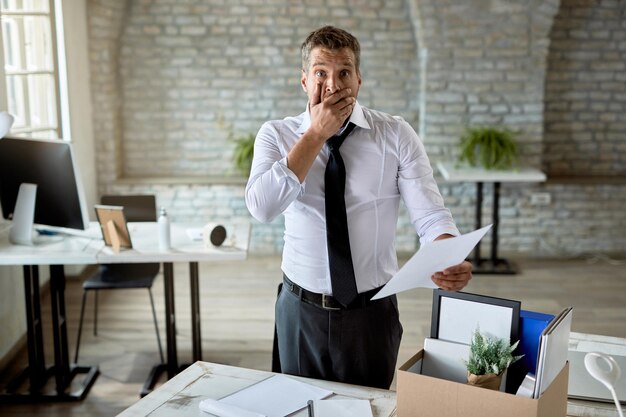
[458,127,518,170]
[232,133,255,177]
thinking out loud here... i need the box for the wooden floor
[0,255,625,416]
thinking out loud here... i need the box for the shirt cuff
[421,224,460,244]
[275,157,305,196]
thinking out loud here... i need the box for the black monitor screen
[0,136,89,231]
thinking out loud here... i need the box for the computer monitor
[0,136,90,245]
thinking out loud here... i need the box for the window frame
[0,0,64,139]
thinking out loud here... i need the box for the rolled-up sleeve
[245,122,304,223]
[396,120,459,243]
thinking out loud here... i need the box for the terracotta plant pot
[467,371,503,390]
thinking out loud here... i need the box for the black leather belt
[283,275,384,310]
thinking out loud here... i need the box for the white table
[437,162,546,274]
[116,361,397,417]
[116,333,624,417]
[0,222,249,403]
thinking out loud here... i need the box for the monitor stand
[9,183,39,246]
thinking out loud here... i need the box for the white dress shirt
[245,101,459,295]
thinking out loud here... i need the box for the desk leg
[190,262,202,362]
[1,266,98,403]
[49,265,99,400]
[142,262,180,397]
[471,181,516,274]
[472,182,483,265]
[163,262,178,378]
[6,266,47,393]
[491,182,500,261]
[49,265,71,391]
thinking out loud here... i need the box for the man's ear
[301,69,308,93]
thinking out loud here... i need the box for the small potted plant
[231,133,255,177]
[465,327,523,390]
[457,127,518,170]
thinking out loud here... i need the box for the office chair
[74,195,164,364]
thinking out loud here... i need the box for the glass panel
[27,73,56,129]
[1,17,24,71]
[6,74,26,128]
[0,0,18,12]
[1,0,59,138]
[24,16,52,71]
[29,129,56,139]
[1,0,49,13]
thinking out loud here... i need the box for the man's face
[301,47,361,104]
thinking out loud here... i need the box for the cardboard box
[397,349,569,417]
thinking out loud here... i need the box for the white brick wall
[89,0,626,256]
[544,0,626,176]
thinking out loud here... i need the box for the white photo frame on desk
[94,205,132,252]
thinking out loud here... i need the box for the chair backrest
[101,195,157,222]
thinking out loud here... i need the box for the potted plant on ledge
[232,133,255,177]
[457,127,518,170]
[465,327,523,391]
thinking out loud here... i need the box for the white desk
[437,162,546,274]
[0,222,249,403]
[117,361,397,417]
[116,334,625,417]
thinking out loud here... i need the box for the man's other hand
[431,260,473,291]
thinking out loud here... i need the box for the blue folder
[519,309,555,374]
[507,309,556,393]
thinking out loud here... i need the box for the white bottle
[158,207,171,251]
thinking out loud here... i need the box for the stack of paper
[199,375,333,417]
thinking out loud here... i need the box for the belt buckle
[322,294,340,310]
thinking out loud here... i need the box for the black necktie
[325,122,358,307]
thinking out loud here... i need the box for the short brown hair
[301,26,361,72]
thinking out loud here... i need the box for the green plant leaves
[458,127,518,170]
[232,133,255,177]
[465,327,523,376]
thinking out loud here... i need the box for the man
[245,26,472,389]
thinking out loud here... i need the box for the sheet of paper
[438,297,514,344]
[218,375,332,417]
[199,398,266,417]
[309,399,373,417]
[371,224,492,300]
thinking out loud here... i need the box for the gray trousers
[275,277,403,389]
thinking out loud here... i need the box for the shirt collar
[295,100,370,135]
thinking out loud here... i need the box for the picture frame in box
[430,289,522,393]
[430,289,520,345]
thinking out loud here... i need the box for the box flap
[399,349,423,371]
